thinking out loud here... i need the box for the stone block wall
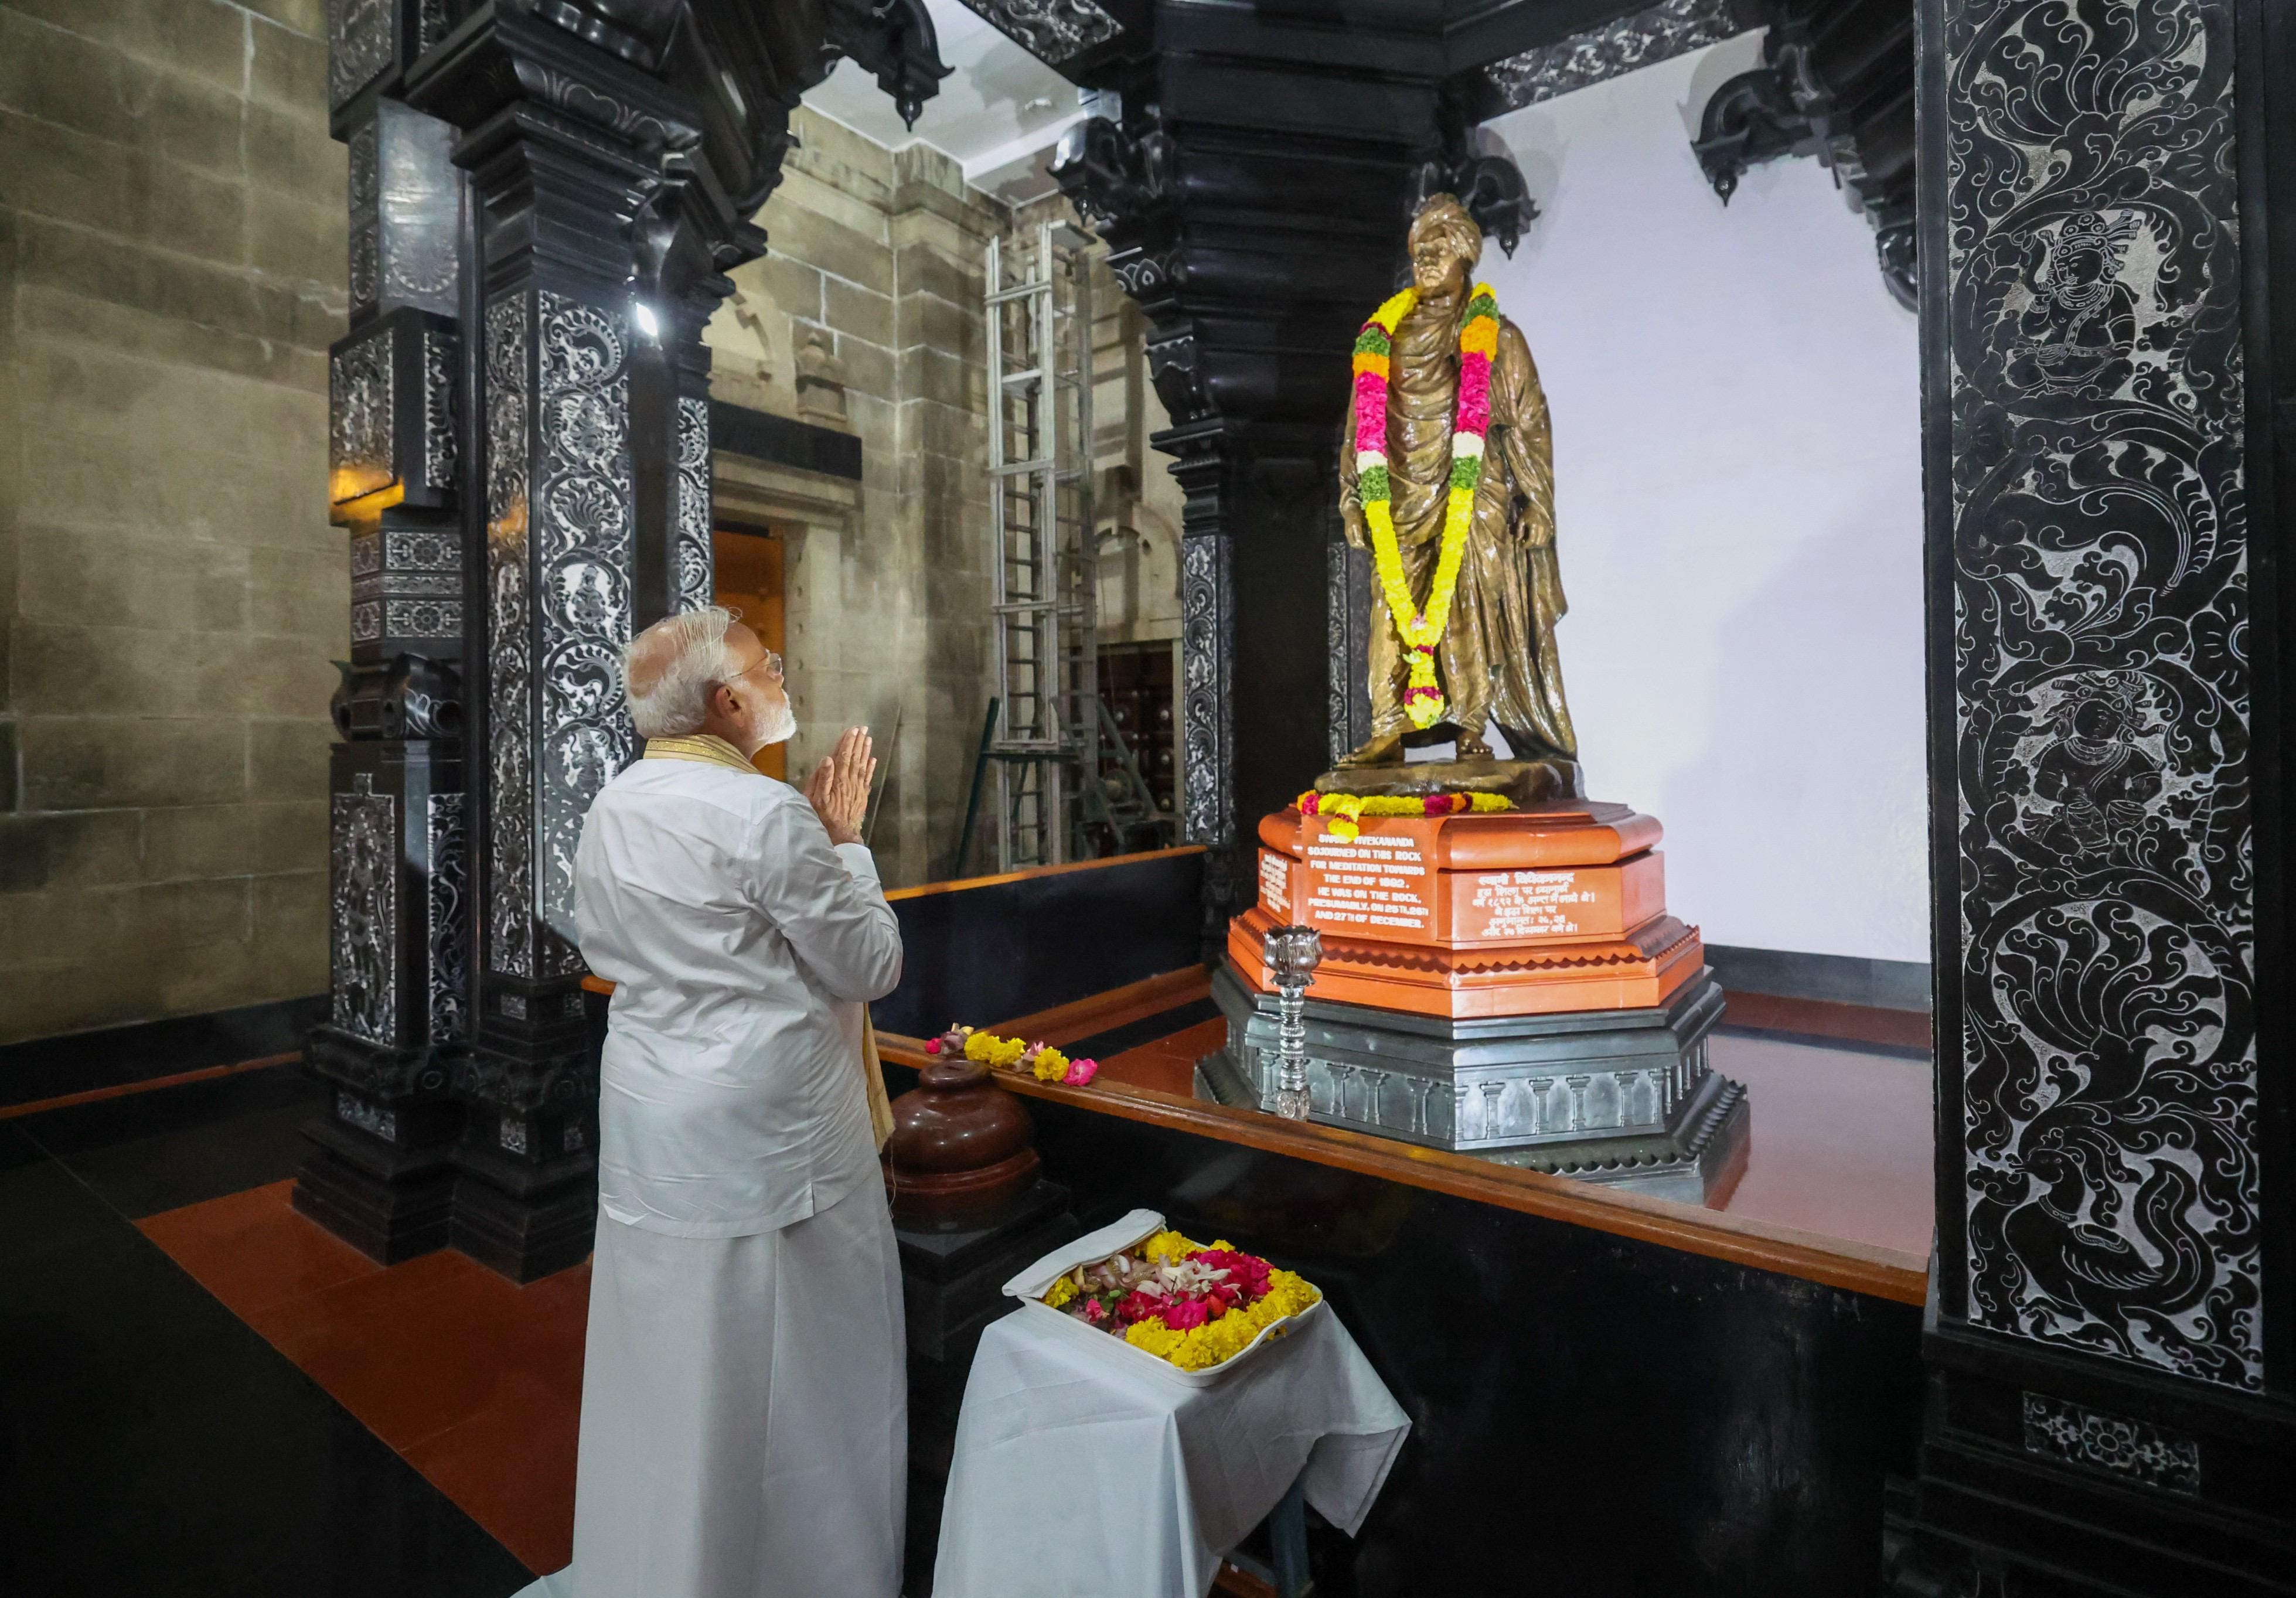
[1088,248,1184,651]
[0,0,345,1047]
[706,110,1003,888]
[0,30,1176,1045]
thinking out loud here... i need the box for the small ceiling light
[633,302,660,339]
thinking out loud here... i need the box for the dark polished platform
[878,1031,1923,1597]
[893,1177,1077,1362]
[0,956,1937,1598]
[0,1078,531,1597]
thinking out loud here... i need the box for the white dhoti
[520,1179,907,1598]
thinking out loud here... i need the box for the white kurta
[575,755,902,1236]
[517,749,908,1598]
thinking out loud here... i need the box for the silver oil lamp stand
[1263,925,1323,1119]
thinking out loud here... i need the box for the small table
[931,1299,1410,1598]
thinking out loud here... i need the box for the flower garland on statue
[1296,788,1513,843]
[1040,1228,1321,1372]
[1353,281,1501,730]
[924,1024,1100,1087]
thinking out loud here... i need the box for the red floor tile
[263,1258,585,1450]
[403,1365,584,1575]
[137,1180,379,1316]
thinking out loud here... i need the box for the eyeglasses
[714,649,783,696]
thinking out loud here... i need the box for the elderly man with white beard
[519,606,906,1598]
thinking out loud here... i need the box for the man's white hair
[625,606,745,739]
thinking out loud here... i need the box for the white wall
[1480,38,1927,963]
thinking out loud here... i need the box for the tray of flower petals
[1003,1208,1323,1387]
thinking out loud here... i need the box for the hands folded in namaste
[805,726,876,848]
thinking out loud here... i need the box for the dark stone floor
[0,1070,532,1598]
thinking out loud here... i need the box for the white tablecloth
[932,1293,1410,1598]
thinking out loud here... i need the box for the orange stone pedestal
[1201,799,1749,1204]
[1232,800,1706,1019]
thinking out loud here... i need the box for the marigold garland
[1297,788,1513,842]
[924,1024,1101,1086]
[1354,282,1501,730]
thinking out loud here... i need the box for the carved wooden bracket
[1690,1,1916,306]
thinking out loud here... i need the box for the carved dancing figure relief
[2025,672,2165,863]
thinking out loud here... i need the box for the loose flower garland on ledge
[924,1024,1100,1087]
[1297,788,1513,842]
[1354,280,1501,730]
[1041,1229,1321,1372]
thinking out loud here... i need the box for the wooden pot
[881,1056,1040,1221]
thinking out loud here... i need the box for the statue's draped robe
[1340,293,1577,760]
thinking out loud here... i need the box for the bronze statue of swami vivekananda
[1335,193,1578,778]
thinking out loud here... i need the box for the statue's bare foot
[1334,732,1406,769]
[1454,732,1494,761]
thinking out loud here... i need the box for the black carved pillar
[387,2,944,1282]
[400,18,687,1280]
[1162,423,1236,940]
[632,176,754,626]
[297,5,471,1263]
[1327,522,1372,768]
[1047,13,1469,932]
[303,4,946,1279]
[1885,0,2296,1590]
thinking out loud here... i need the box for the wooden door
[711,528,786,781]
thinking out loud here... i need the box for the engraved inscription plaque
[1445,853,1664,944]
[1462,868,1593,941]
[1257,849,1292,918]
[1303,829,1434,939]
[1281,816,1667,948]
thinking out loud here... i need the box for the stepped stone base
[1197,962,1748,1206]
[449,1142,597,1283]
[292,1120,458,1265]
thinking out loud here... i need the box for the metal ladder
[984,217,1096,869]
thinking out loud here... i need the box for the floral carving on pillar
[534,292,636,969]
[485,292,537,980]
[1947,0,2259,1391]
[331,781,400,1047]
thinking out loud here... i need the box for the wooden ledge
[581,950,1928,1306]
[885,844,1206,903]
[0,1052,301,1122]
[876,1028,1929,1307]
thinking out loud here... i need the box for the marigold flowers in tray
[1038,1229,1321,1372]
[923,1023,1099,1086]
